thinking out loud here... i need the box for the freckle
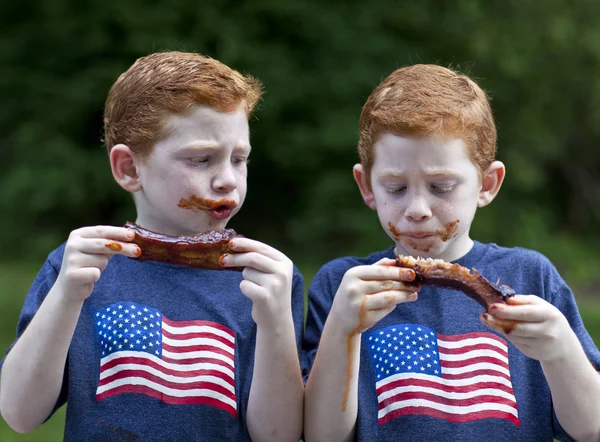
[106,242,122,251]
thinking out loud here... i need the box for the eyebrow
[179,141,252,152]
[378,168,459,178]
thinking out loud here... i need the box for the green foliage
[1,0,600,283]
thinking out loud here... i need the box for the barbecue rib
[125,221,243,270]
[396,255,515,309]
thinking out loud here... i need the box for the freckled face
[361,134,483,261]
[132,103,250,236]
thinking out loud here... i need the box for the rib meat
[396,255,515,309]
[125,221,243,270]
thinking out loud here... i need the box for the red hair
[358,64,496,184]
[104,51,263,156]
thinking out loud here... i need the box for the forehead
[372,133,475,172]
[157,103,251,151]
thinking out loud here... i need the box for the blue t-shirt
[302,241,600,441]
[1,243,305,441]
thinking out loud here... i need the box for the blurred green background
[1,0,599,439]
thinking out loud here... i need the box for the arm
[0,226,139,433]
[304,260,418,442]
[482,295,600,442]
[222,238,304,442]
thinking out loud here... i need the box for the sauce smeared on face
[388,219,460,242]
[177,195,237,212]
[342,296,368,412]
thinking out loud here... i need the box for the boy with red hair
[303,64,600,441]
[0,52,304,441]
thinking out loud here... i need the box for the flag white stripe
[97,377,237,410]
[162,335,235,355]
[376,372,514,390]
[162,349,234,367]
[438,337,507,352]
[162,322,235,343]
[440,362,510,377]
[439,349,508,364]
[378,398,518,420]
[100,364,235,393]
[100,351,234,378]
[378,384,517,403]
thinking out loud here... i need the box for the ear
[353,164,377,210]
[478,161,505,208]
[110,144,142,192]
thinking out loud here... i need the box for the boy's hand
[220,238,294,329]
[56,226,140,304]
[480,295,577,362]
[329,258,419,335]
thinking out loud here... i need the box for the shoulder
[478,241,556,272]
[475,241,567,296]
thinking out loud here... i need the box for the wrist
[48,282,86,311]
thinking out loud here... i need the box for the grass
[0,261,598,440]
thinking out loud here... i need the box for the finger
[228,238,286,262]
[65,253,110,271]
[362,280,421,294]
[67,267,102,285]
[488,302,547,323]
[373,258,399,267]
[239,279,268,303]
[364,290,418,310]
[77,238,141,258]
[222,251,274,273]
[480,312,518,335]
[76,226,136,241]
[241,267,271,286]
[351,265,416,282]
[504,294,539,306]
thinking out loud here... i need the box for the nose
[404,193,432,222]
[212,162,237,193]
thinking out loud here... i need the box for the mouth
[208,204,235,220]
[402,232,438,239]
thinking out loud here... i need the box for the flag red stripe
[377,378,515,396]
[96,385,237,417]
[438,344,508,358]
[163,330,235,348]
[162,318,235,337]
[100,356,233,381]
[98,370,235,400]
[378,391,517,411]
[438,333,507,345]
[440,356,509,370]
[378,406,520,426]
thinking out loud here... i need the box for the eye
[232,156,249,166]
[386,185,407,194]
[431,184,455,194]
[188,156,210,165]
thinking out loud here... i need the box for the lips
[208,204,235,220]
[403,232,437,239]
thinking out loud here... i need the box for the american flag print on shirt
[366,324,519,426]
[94,302,237,417]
